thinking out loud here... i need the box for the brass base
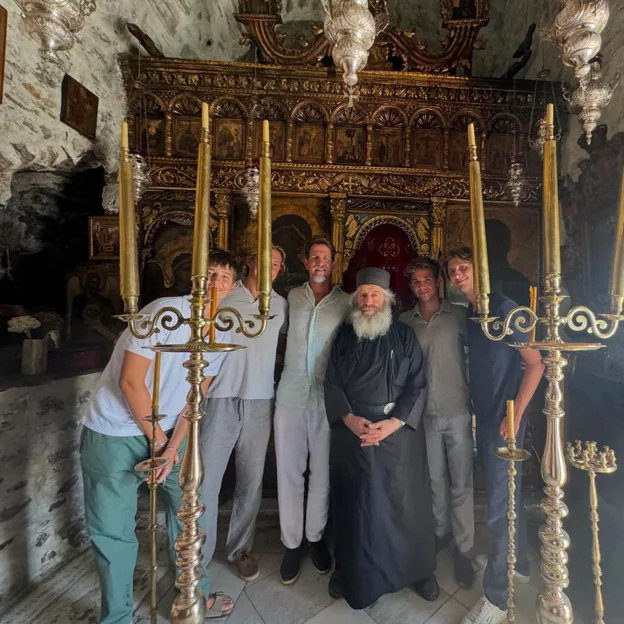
[135,457,170,472]
[509,341,604,352]
[170,588,206,623]
[496,447,531,462]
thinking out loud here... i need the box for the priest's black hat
[356,267,391,290]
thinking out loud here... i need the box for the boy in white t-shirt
[80,250,238,624]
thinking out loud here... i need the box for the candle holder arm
[474,306,538,342]
[117,307,189,340]
[566,305,624,340]
[213,306,272,339]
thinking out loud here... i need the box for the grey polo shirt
[399,300,470,416]
[207,281,288,400]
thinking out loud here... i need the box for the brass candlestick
[495,401,530,624]
[467,104,624,624]
[566,441,617,624]
[134,351,170,624]
[117,111,274,623]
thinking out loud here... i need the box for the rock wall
[0,372,101,610]
[0,0,246,206]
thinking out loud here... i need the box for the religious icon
[294,125,325,163]
[253,121,286,161]
[173,118,202,155]
[89,216,120,260]
[373,128,403,167]
[214,120,244,160]
[452,0,477,19]
[335,127,365,164]
[138,118,164,155]
[449,132,470,171]
[412,130,442,168]
[60,74,99,140]
[487,134,515,173]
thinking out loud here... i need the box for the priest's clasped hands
[343,414,402,447]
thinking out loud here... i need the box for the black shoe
[435,533,452,553]
[454,549,475,589]
[309,539,331,574]
[280,545,303,585]
[412,575,440,602]
[328,571,342,599]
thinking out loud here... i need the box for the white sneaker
[473,554,531,584]
[460,595,507,624]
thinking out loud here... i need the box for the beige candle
[118,121,139,314]
[191,102,211,281]
[152,351,161,412]
[543,104,561,277]
[529,286,537,342]
[258,120,272,315]
[506,399,515,442]
[209,285,217,344]
[608,166,624,309]
[467,123,490,315]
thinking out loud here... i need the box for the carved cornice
[234,0,489,74]
[145,159,540,203]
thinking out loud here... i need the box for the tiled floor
[3,521,545,624]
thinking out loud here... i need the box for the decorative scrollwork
[126,307,188,340]
[565,305,621,340]
[213,307,269,338]
[475,306,538,342]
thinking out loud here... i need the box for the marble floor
[2,520,546,624]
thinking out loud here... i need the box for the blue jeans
[476,421,530,610]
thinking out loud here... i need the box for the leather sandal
[205,592,233,619]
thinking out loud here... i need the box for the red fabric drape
[343,224,419,310]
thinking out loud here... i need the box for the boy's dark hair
[442,246,473,278]
[209,248,240,282]
[404,257,440,281]
[304,236,336,261]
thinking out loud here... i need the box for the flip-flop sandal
[205,592,233,619]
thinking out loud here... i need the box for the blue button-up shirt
[276,283,351,410]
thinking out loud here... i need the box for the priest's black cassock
[324,318,436,609]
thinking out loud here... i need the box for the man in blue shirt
[445,247,544,624]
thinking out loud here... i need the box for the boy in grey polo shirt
[400,257,475,589]
[274,237,351,585]
[200,247,288,582]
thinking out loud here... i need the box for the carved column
[164,112,173,157]
[365,124,373,165]
[286,121,294,162]
[404,131,411,167]
[480,130,487,172]
[326,123,334,164]
[430,197,448,261]
[214,190,233,251]
[442,129,450,169]
[329,193,347,286]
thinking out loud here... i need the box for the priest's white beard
[350,304,393,341]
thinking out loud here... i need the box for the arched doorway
[343,223,419,311]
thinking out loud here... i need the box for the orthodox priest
[324,267,438,609]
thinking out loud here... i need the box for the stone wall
[0,372,101,610]
[0,0,246,206]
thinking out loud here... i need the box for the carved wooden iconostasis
[120,0,567,494]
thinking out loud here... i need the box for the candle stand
[466,104,624,624]
[117,109,275,623]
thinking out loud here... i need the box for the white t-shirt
[84,296,229,437]
[207,282,288,400]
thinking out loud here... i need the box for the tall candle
[191,102,211,281]
[543,104,561,277]
[119,121,139,314]
[506,399,515,442]
[467,123,490,315]
[152,351,161,412]
[529,286,537,342]
[258,120,272,315]
[209,284,217,344]
[608,166,624,310]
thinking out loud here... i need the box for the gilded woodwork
[430,197,448,260]
[329,193,347,285]
[235,0,489,75]
[214,190,233,250]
